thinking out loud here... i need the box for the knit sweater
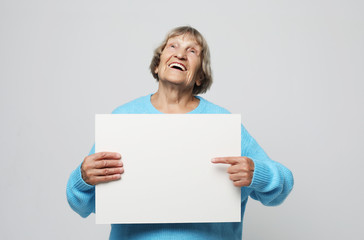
[66,94,294,240]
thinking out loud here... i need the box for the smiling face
[154,34,203,90]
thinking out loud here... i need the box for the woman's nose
[175,50,187,59]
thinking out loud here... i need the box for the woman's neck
[151,85,199,113]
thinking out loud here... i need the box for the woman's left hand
[211,157,255,187]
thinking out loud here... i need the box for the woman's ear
[196,71,204,86]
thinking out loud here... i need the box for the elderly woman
[67,26,294,239]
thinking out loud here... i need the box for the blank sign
[95,114,241,224]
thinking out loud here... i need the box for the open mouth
[168,62,187,71]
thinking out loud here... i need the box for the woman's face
[155,34,202,90]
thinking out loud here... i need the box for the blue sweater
[66,94,294,240]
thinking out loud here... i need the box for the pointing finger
[211,157,240,165]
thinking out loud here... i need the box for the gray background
[1,0,363,239]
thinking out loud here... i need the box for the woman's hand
[81,152,124,185]
[212,156,255,187]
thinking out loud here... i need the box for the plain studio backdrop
[0,0,363,239]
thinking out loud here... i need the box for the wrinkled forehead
[166,33,202,48]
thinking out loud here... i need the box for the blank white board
[95,114,241,224]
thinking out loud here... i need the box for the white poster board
[95,114,241,224]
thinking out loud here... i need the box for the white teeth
[169,63,186,71]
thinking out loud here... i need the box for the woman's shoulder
[111,94,153,114]
[197,96,231,114]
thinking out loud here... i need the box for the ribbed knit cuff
[248,159,272,191]
[73,165,95,191]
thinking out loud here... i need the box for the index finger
[92,152,121,161]
[211,157,240,165]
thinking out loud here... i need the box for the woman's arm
[66,164,96,218]
[241,124,294,206]
[212,124,294,206]
[66,146,124,217]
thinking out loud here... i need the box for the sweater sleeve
[65,100,132,218]
[66,145,96,218]
[241,124,294,206]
